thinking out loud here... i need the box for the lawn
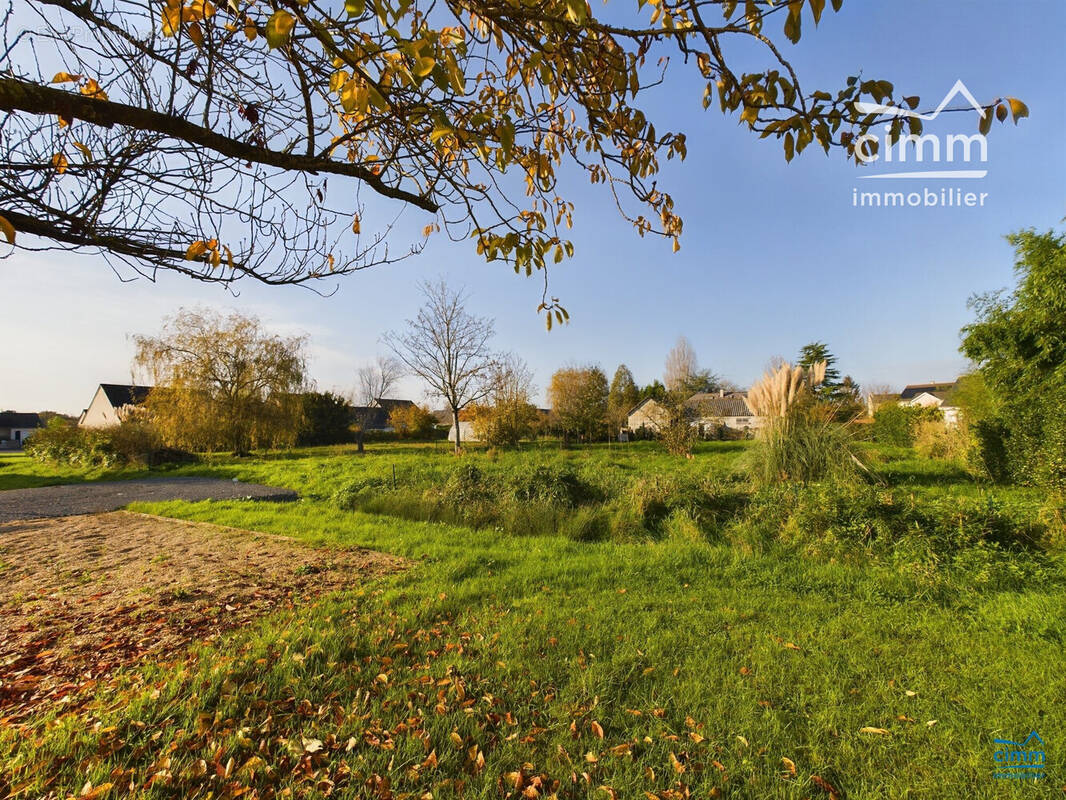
[1,442,1062,799]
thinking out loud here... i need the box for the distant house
[79,384,153,428]
[626,391,761,437]
[350,397,415,432]
[900,382,961,426]
[0,411,42,449]
[687,392,762,435]
[627,397,670,434]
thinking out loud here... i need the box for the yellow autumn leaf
[185,240,209,260]
[80,78,108,101]
[413,55,436,78]
[0,214,15,244]
[859,726,891,735]
[244,16,258,40]
[51,71,82,84]
[73,141,92,160]
[1006,97,1029,123]
[161,0,182,36]
[352,214,361,234]
[52,153,69,174]
[265,9,295,49]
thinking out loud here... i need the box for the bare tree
[664,336,699,393]
[664,336,718,394]
[385,280,495,452]
[355,356,403,406]
[349,355,402,452]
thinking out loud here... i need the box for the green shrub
[25,418,190,467]
[872,403,942,446]
[968,419,1011,483]
[733,481,1046,571]
[444,462,493,504]
[504,463,590,507]
[748,411,861,487]
[333,476,393,509]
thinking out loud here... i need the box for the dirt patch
[0,511,406,719]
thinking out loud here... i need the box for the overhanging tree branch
[0,77,438,212]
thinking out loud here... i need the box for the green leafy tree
[298,392,353,446]
[639,380,667,403]
[548,366,608,443]
[798,342,841,390]
[798,341,862,418]
[607,364,640,434]
[961,229,1066,487]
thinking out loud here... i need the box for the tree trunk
[452,407,461,454]
[356,428,365,454]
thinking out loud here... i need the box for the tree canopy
[961,229,1066,487]
[0,1,1022,312]
[548,365,608,441]
[133,307,307,454]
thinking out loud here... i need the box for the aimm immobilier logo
[993,731,1046,781]
[850,79,1003,210]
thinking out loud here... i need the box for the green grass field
[1,442,1063,798]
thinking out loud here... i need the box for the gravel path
[0,477,297,522]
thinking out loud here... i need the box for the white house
[78,383,153,428]
[0,412,42,449]
[687,392,763,435]
[626,391,762,437]
[899,382,960,427]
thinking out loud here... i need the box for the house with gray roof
[78,383,153,428]
[0,411,42,448]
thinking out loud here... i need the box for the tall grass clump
[746,361,862,486]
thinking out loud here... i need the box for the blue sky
[3,0,1065,414]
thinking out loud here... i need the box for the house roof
[900,381,956,400]
[430,408,453,425]
[100,383,152,407]
[375,398,415,413]
[625,397,660,417]
[0,411,42,428]
[686,393,753,417]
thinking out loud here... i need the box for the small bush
[25,418,191,467]
[444,462,494,505]
[505,463,590,507]
[872,404,941,446]
[333,476,392,509]
[748,410,861,487]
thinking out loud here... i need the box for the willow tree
[0,1,1023,313]
[134,308,307,454]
